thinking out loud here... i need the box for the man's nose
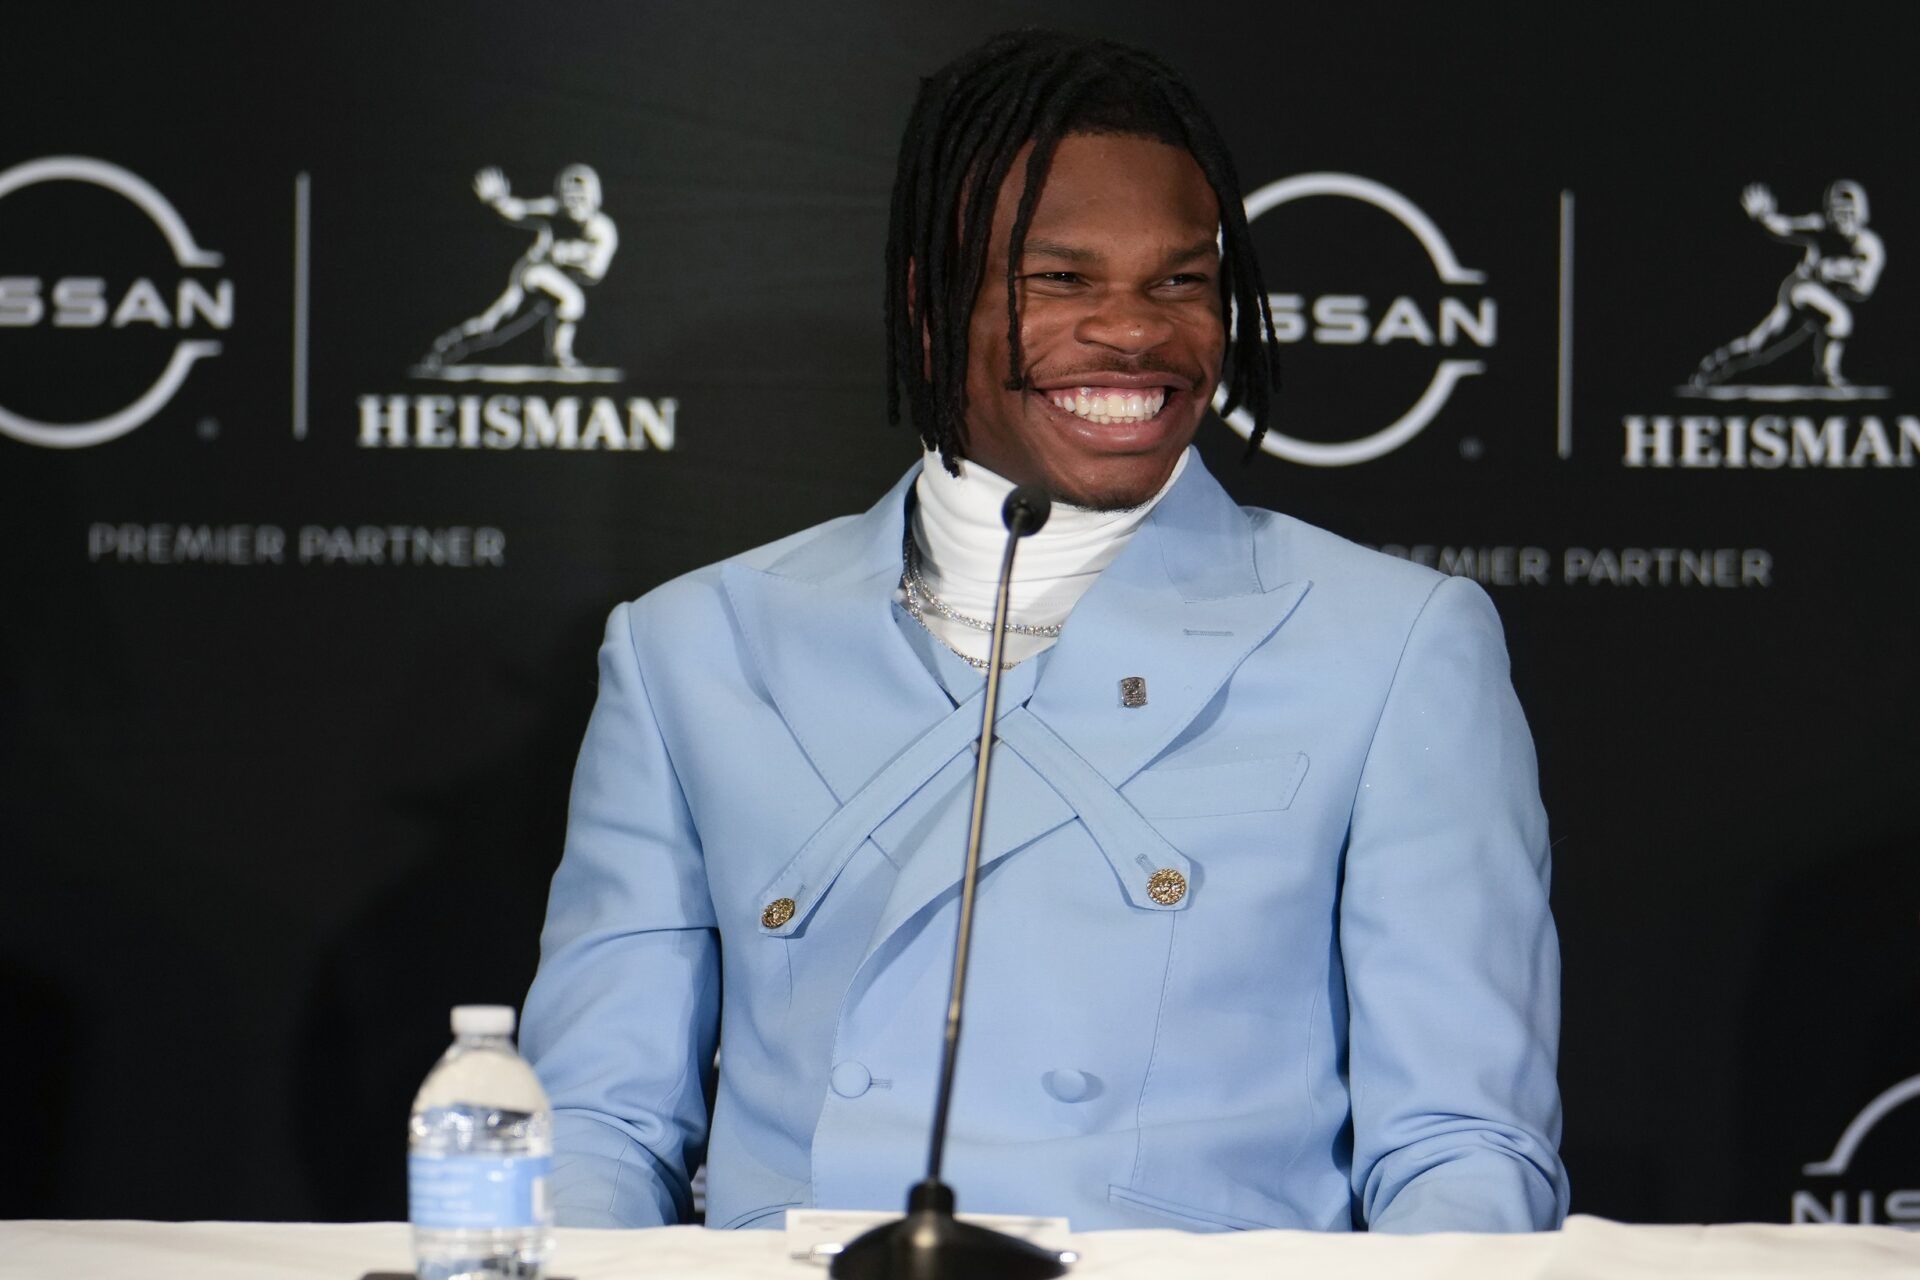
[1074,293,1174,354]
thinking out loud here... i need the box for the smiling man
[521,30,1569,1235]
[956,131,1223,510]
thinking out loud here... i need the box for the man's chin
[1048,460,1183,512]
[1056,485,1160,513]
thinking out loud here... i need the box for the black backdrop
[3,0,1916,1227]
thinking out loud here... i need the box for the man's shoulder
[1226,505,1515,702]
[617,511,869,632]
[725,512,869,575]
[1241,504,1449,604]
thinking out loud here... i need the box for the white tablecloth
[3,1215,1917,1279]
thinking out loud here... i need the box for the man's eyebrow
[1020,238,1101,265]
[1017,237,1222,267]
[1165,238,1222,266]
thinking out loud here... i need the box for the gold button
[761,897,796,929]
[1146,868,1187,906]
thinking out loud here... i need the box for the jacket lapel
[1025,453,1312,789]
[720,467,954,805]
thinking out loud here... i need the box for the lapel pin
[1119,676,1147,708]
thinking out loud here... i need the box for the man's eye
[1027,272,1082,284]
[1162,273,1212,288]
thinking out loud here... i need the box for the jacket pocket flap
[1122,751,1308,818]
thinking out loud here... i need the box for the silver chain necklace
[899,530,1061,671]
[901,530,1064,637]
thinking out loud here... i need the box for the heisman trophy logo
[413,164,620,383]
[1621,179,1913,469]
[0,156,233,448]
[1683,181,1886,401]
[1217,172,1496,466]
[357,162,676,452]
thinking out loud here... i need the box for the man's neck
[903,449,1189,667]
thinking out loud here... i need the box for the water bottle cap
[450,1004,516,1037]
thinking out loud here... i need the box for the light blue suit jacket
[521,451,1568,1234]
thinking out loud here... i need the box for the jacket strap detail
[754,690,987,937]
[996,706,1194,912]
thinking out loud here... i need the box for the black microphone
[831,484,1068,1280]
[1002,485,1051,538]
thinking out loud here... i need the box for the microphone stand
[831,487,1069,1280]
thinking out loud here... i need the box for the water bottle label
[408,1152,551,1229]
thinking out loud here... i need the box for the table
[3,1215,1917,1279]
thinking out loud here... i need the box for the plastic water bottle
[408,1005,553,1280]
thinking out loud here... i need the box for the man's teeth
[1046,387,1167,424]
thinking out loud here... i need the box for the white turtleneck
[902,448,1190,669]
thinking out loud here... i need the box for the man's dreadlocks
[884,29,1280,472]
